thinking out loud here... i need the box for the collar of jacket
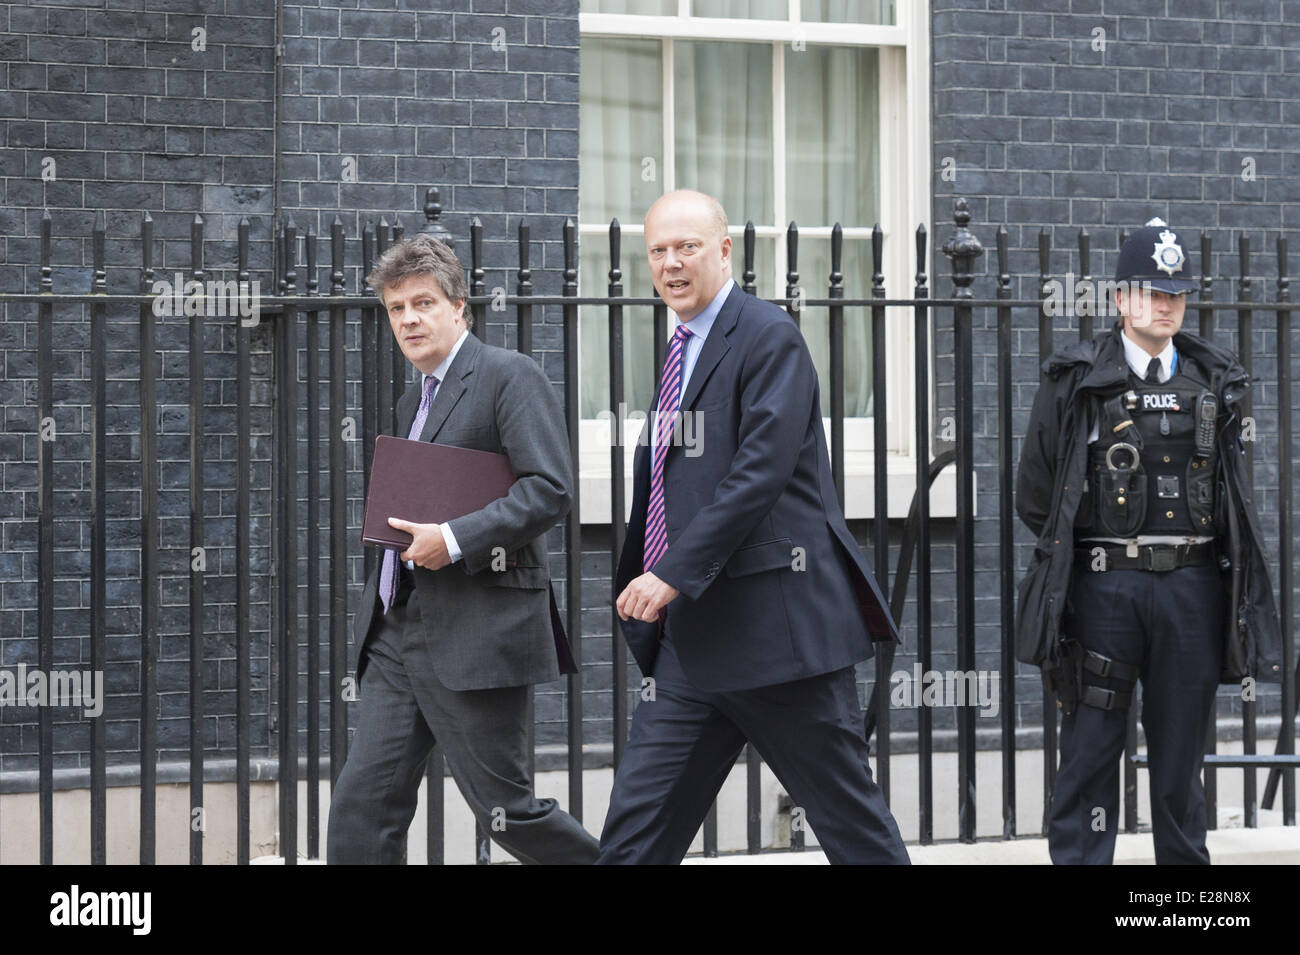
[396,330,483,439]
[1042,320,1251,408]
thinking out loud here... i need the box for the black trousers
[326,592,599,865]
[1050,563,1225,865]
[597,635,909,865]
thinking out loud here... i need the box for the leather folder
[361,434,516,550]
[360,434,576,676]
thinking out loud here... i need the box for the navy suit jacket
[615,283,899,692]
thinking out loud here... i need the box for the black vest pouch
[1184,390,1220,535]
[1092,441,1146,537]
[1079,389,1147,538]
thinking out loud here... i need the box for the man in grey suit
[326,234,599,865]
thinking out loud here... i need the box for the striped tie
[379,374,439,614]
[643,325,692,573]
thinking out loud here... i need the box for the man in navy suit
[596,190,909,864]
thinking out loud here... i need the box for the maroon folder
[361,435,516,550]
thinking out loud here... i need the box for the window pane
[795,237,873,417]
[579,232,658,419]
[785,45,879,228]
[675,41,774,226]
[802,0,895,24]
[581,0,676,12]
[579,37,664,227]
[692,0,787,18]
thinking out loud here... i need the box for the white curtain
[786,45,880,416]
[579,38,663,418]
[581,0,675,13]
[578,34,882,418]
[692,0,788,20]
[802,0,894,23]
[674,40,774,226]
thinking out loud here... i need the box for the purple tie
[643,325,692,574]
[380,375,439,614]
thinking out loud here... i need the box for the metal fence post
[942,197,983,844]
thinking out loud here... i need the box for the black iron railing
[0,193,1295,863]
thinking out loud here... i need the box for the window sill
[576,419,966,524]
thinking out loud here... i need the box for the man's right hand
[616,572,680,622]
[389,517,452,571]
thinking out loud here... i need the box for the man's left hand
[616,572,680,622]
[389,517,451,571]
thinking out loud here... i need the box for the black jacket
[1014,322,1282,684]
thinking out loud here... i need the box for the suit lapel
[679,283,741,411]
[395,382,419,438]
[418,331,480,443]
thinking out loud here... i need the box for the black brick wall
[0,0,583,774]
[1,0,1294,781]
[931,0,1300,730]
[1,0,280,773]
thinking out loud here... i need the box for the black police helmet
[1114,217,1196,294]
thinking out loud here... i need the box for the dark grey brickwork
[1,0,281,774]
[931,0,1300,733]
[0,0,583,775]
[2,0,1295,785]
[276,0,581,761]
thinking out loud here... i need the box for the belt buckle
[1148,547,1177,572]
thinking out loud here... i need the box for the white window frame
[577,0,959,522]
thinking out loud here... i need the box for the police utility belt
[1072,364,1223,562]
[1074,540,1215,572]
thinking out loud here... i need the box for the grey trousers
[326,595,599,865]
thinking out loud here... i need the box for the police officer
[1015,219,1281,864]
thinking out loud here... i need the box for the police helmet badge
[1151,229,1185,277]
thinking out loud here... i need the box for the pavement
[250,739,1300,865]
[683,824,1300,864]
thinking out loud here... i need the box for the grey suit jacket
[352,331,574,691]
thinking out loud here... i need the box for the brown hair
[366,234,472,329]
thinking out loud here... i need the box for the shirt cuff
[440,522,463,563]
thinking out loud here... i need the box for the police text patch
[1141,392,1180,411]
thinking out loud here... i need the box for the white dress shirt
[651,278,733,455]
[405,328,469,567]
